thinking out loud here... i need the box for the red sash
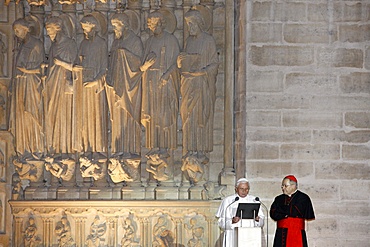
[277,217,305,247]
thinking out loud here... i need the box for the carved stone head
[13,19,30,40]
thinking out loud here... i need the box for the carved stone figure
[0,34,6,76]
[44,157,75,185]
[78,14,108,154]
[9,18,45,158]
[152,216,173,247]
[181,155,204,185]
[201,181,225,200]
[0,95,5,128]
[146,152,170,181]
[13,159,43,182]
[187,226,205,247]
[177,9,219,165]
[121,215,138,246]
[108,157,140,183]
[12,172,24,200]
[140,11,180,158]
[106,12,143,158]
[85,215,106,247]
[79,156,105,182]
[184,217,205,247]
[55,213,75,247]
[44,16,78,156]
[24,216,42,247]
[0,150,4,180]
[107,158,131,183]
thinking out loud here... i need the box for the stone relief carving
[152,215,174,247]
[55,212,75,246]
[78,13,108,154]
[44,15,78,156]
[106,12,143,158]
[121,214,139,246]
[10,204,216,247]
[44,157,75,185]
[85,215,107,247]
[13,158,43,182]
[201,181,225,200]
[181,155,204,185]
[0,33,6,77]
[9,17,45,159]
[23,215,42,247]
[185,217,205,247]
[79,156,105,182]
[26,0,47,6]
[6,3,220,200]
[12,172,24,200]
[146,152,170,182]
[0,196,3,232]
[140,10,180,159]
[0,94,6,129]
[0,150,4,181]
[178,8,219,175]
[107,157,140,183]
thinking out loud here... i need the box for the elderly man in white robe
[216,178,265,247]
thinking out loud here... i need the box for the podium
[236,219,262,247]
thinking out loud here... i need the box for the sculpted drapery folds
[44,16,78,156]
[10,18,45,158]
[0,34,6,77]
[106,12,143,157]
[78,14,108,154]
[178,9,219,163]
[140,11,180,157]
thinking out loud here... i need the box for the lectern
[236,219,262,247]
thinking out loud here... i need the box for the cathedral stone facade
[0,0,370,246]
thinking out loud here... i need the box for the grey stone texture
[0,0,368,246]
[245,0,370,246]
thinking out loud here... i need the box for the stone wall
[244,0,370,246]
[0,0,369,246]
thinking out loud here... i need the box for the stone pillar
[75,217,86,247]
[234,0,247,179]
[14,217,23,247]
[108,217,118,247]
[221,0,236,192]
[175,218,183,246]
[42,217,53,247]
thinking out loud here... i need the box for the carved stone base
[122,186,146,199]
[24,187,48,200]
[57,187,81,200]
[112,186,122,199]
[189,185,204,200]
[179,185,191,199]
[145,184,157,199]
[9,200,223,247]
[79,186,89,199]
[89,187,113,199]
[155,185,179,199]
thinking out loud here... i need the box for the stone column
[14,217,23,247]
[75,217,86,247]
[108,217,118,247]
[175,218,183,246]
[220,0,236,192]
[42,217,53,247]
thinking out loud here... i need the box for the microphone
[255,197,269,247]
[224,196,239,246]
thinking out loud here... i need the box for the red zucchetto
[284,175,298,183]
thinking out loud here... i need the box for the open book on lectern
[235,203,260,219]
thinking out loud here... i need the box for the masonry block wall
[244,0,370,246]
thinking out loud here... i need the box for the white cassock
[216,194,264,247]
